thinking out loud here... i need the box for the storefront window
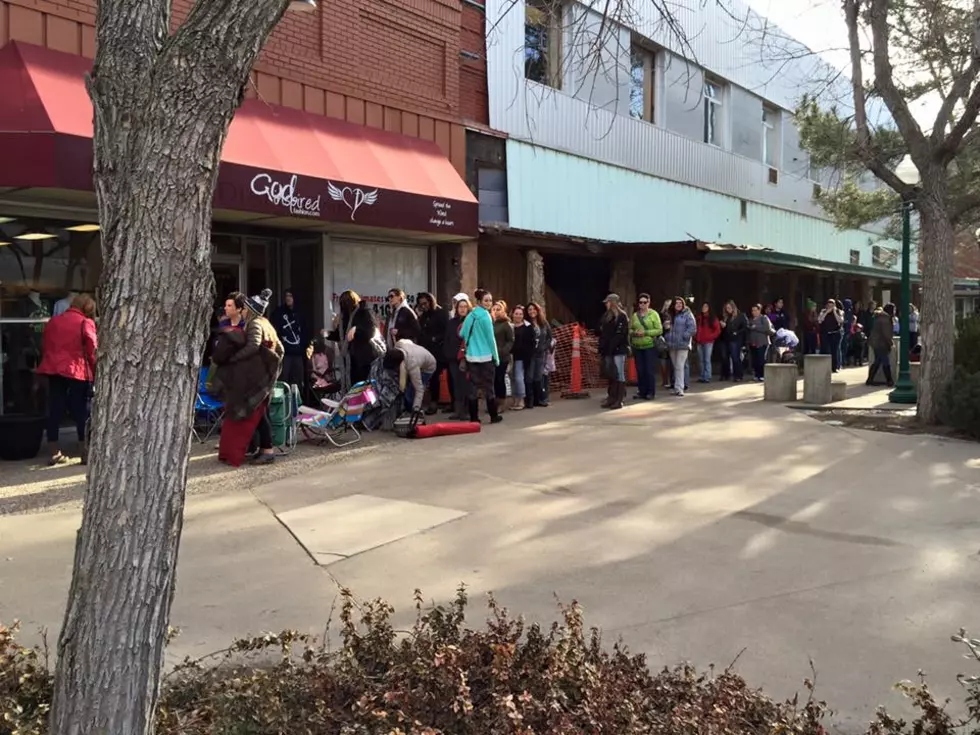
[0,214,101,415]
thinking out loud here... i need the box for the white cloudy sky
[743,0,942,127]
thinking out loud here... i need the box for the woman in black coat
[597,295,629,410]
[329,290,381,386]
[511,305,536,410]
[417,292,449,413]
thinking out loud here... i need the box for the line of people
[324,288,556,425]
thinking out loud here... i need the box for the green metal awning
[702,248,920,283]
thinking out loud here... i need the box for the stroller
[360,356,404,432]
[771,328,802,368]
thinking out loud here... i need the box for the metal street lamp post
[889,156,919,404]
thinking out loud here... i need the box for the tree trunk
[917,179,955,424]
[49,2,289,733]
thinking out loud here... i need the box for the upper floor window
[629,46,656,123]
[525,0,562,89]
[762,105,778,167]
[703,78,723,146]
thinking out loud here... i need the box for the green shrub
[954,316,980,373]
[939,368,980,438]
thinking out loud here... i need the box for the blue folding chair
[194,367,224,442]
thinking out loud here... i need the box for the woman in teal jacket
[461,289,502,424]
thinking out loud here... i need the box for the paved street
[2,369,979,733]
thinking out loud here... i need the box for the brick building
[0,0,482,414]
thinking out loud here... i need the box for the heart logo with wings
[327,182,379,221]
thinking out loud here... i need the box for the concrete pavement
[2,368,979,733]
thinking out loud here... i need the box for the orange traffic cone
[561,323,590,399]
[439,370,451,404]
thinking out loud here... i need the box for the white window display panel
[330,241,429,323]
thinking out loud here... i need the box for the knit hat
[603,293,621,304]
[246,288,272,316]
[453,292,470,305]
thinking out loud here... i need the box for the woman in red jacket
[36,294,97,465]
[695,302,721,383]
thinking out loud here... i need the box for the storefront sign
[328,182,379,221]
[249,173,321,218]
[429,200,455,229]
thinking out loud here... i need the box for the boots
[468,399,480,422]
[609,381,625,410]
[487,397,503,424]
[533,381,549,407]
[601,382,615,408]
[866,363,878,386]
[883,364,894,387]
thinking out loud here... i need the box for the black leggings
[494,362,509,400]
[256,408,273,450]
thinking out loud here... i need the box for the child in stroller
[772,328,800,366]
[308,335,341,404]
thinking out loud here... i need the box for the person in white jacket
[391,338,436,412]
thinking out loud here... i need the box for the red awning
[0,41,477,237]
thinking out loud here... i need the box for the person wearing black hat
[216,288,284,465]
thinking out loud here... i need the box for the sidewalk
[1,368,977,732]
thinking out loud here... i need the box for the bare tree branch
[843,0,913,194]
[868,0,929,159]
[933,1,980,157]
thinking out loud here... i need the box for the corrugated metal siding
[506,140,912,273]
[485,0,889,228]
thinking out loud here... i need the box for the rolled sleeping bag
[412,422,482,438]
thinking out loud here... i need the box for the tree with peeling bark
[795,0,980,424]
[47,0,295,732]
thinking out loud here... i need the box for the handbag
[393,409,426,438]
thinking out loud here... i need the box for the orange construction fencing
[552,322,605,397]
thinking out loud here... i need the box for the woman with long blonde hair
[492,300,515,408]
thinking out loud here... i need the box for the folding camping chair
[268,381,302,454]
[297,380,378,448]
[193,367,224,443]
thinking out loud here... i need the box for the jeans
[697,342,714,382]
[723,339,743,380]
[513,360,526,398]
[750,345,768,380]
[281,353,306,392]
[603,354,626,382]
[405,371,433,411]
[822,332,842,371]
[427,361,448,406]
[46,375,91,445]
[804,332,819,355]
[633,347,658,398]
[669,350,689,394]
